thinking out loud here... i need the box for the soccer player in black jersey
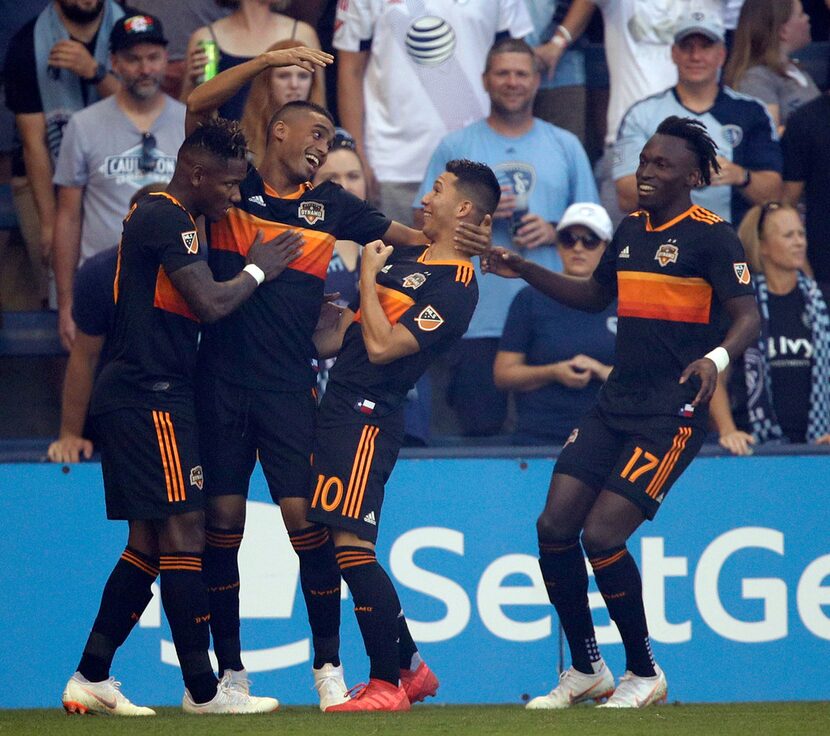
[62,119,303,716]
[185,52,492,708]
[303,160,498,712]
[484,117,761,709]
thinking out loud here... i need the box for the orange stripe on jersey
[113,241,123,304]
[342,426,379,519]
[153,410,175,502]
[154,266,199,322]
[689,206,723,224]
[348,427,378,519]
[353,284,416,326]
[210,207,335,280]
[455,264,474,286]
[643,206,695,232]
[161,412,186,503]
[645,427,692,499]
[617,271,712,324]
[152,410,186,503]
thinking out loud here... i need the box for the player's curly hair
[656,116,720,186]
[183,117,248,161]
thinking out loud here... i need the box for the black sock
[77,547,158,682]
[538,538,600,674]
[289,524,341,669]
[159,553,218,703]
[588,545,655,677]
[335,546,400,685]
[398,612,418,670]
[203,526,244,673]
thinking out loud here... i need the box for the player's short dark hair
[266,100,335,138]
[181,117,248,162]
[655,115,720,186]
[446,159,501,217]
[484,37,541,74]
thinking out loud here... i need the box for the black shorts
[554,404,705,520]
[306,397,403,543]
[196,374,316,503]
[96,407,204,521]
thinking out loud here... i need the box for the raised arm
[184,45,333,135]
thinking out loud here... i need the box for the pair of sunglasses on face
[558,230,603,250]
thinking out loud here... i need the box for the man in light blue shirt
[415,37,598,436]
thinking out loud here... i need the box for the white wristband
[704,346,730,374]
[551,35,568,50]
[243,263,265,286]
[556,24,573,44]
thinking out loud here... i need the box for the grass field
[1,703,828,736]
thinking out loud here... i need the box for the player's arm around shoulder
[169,228,303,322]
[358,240,421,365]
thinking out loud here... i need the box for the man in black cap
[52,12,186,351]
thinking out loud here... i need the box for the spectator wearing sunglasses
[52,13,185,350]
[709,201,830,454]
[494,202,616,445]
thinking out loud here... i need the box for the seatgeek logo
[139,513,830,670]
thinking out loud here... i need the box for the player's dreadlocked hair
[655,116,720,186]
[182,117,248,161]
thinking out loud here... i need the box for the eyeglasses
[139,132,157,173]
[558,230,604,250]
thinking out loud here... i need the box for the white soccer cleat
[597,665,667,709]
[62,672,155,716]
[313,663,349,711]
[182,672,279,714]
[525,661,615,709]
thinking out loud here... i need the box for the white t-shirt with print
[335,0,533,183]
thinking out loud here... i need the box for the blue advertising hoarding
[1,453,828,708]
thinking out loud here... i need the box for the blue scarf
[33,1,124,162]
[746,272,830,443]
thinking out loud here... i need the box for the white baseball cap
[557,203,613,242]
[674,10,725,44]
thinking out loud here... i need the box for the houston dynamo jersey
[91,193,202,414]
[592,205,754,423]
[328,245,478,416]
[201,167,391,391]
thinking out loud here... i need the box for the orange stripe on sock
[121,550,159,577]
[590,548,627,571]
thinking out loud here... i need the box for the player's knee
[536,512,572,544]
[280,496,311,532]
[127,520,159,557]
[580,525,625,557]
[206,495,246,529]
[161,511,206,553]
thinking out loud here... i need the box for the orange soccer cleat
[325,678,411,712]
[399,661,439,703]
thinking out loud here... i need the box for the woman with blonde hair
[180,0,325,119]
[723,0,820,131]
[710,201,830,454]
[241,39,321,167]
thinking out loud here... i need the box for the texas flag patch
[733,262,751,285]
[355,399,376,415]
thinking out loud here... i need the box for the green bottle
[199,39,219,82]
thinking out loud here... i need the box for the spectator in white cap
[495,202,616,445]
[613,6,782,227]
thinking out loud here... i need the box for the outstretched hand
[480,246,524,279]
[679,357,718,406]
[264,46,334,73]
[454,214,492,257]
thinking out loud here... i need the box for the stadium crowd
[1,0,829,717]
